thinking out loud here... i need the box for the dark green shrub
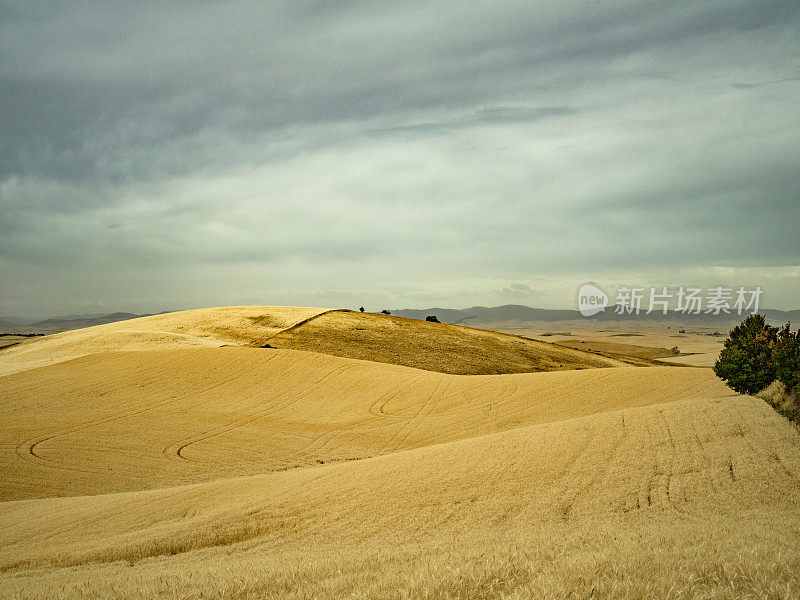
[714,314,777,394]
[773,323,800,394]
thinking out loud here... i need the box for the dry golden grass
[0,337,31,350]
[4,519,799,600]
[501,322,728,367]
[0,307,628,378]
[0,347,727,501]
[267,310,626,373]
[553,337,680,359]
[1,307,798,598]
[1,396,799,598]
[0,306,328,377]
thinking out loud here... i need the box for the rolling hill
[0,312,170,335]
[0,306,628,377]
[1,390,798,599]
[0,306,327,376]
[263,309,629,373]
[0,347,729,501]
[0,306,798,599]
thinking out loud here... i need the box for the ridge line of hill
[258,308,350,345]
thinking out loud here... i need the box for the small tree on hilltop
[773,322,800,395]
[714,314,778,394]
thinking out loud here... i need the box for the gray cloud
[1,1,799,317]
[733,76,800,89]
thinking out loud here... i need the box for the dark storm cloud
[3,0,796,184]
[1,1,799,316]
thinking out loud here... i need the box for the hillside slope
[0,306,328,376]
[1,394,799,598]
[0,306,627,377]
[0,348,729,500]
[265,309,627,373]
[2,306,798,598]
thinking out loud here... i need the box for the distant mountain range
[0,312,172,334]
[391,304,800,327]
[2,304,798,336]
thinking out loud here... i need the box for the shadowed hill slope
[265,309,627,374]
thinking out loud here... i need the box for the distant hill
[391,304,800,327]
[0,311,174,334]
[32,312,142,329]
[0,316,36,326]
[0,320,25,333]
[4,305,798,335]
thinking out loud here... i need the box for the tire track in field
[300,375,431,463]
[346,373,440,455]
[428,379,526,442]
[628,405,678,512]
[431,368,617,445]
[391,376,461,453]
[557,417,625,520]
[376,377,447,455]
[656,406,680,512]
[163,363,347,460]
[14,351,279,477]
[163,363,357,462]
[156,308,348,462]
[687,405,717,499]
[366,375,426,417]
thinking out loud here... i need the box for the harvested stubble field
[1,307,799,599]
[499,321,728,367]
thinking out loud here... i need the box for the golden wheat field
[1,307,799,599]
[498,322,728,368]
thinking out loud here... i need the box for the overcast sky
[1,1,799,318]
